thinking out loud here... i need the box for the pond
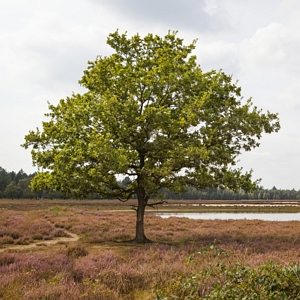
[156,212,300,221]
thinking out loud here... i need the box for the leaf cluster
[22,30,280,200]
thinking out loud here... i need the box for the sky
[1,0,300,189]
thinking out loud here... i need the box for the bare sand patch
[0,228,79,253]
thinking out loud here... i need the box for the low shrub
[206,262,300,300]
[66,246,88,259]
[0,253,16,267]
[0,236,14,245]
[156,244,300,300]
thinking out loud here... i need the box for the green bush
[156,246,300,299]
[207,262,300,300]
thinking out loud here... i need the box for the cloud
[89,0,231,33]
[0,0,115,173]
[195,40,239,74]
[240,22,300,74]
[0,0,120,106]
[236,17,300,114]
[276,77,300,111]
[240,23,286,69]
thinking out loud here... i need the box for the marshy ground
[1,199,300,299]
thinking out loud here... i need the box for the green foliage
[23,30,279,199]
[156,245,300,299]
[0,167,13,192]
[186,241,230,264]
[161,186,300,200]
[207,262,300,300]
[0,167,36,199]
[4,181,22,199]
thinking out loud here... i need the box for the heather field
[1,199,300,299]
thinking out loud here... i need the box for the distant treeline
[0,167,62,199]
[1,167,300,200]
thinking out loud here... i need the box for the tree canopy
[23,30,280,242]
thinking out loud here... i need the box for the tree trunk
[133,193,150,243]
[133,154,150,243]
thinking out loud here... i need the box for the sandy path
[0,227,80,253]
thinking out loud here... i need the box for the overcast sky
[1,0,299,189]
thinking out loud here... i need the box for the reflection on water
[156,212,300,221]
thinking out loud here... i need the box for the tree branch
[146,200,167,208]
[131,205,138,211]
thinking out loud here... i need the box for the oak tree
[23,31,280,243]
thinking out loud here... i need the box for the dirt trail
[0,228,80,253]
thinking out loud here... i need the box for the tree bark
[133,187,150,243]
[132,152,151,243]
[134,199,146,243]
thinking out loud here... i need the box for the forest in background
[1,166,299,200]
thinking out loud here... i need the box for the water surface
[156,212,300,221]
